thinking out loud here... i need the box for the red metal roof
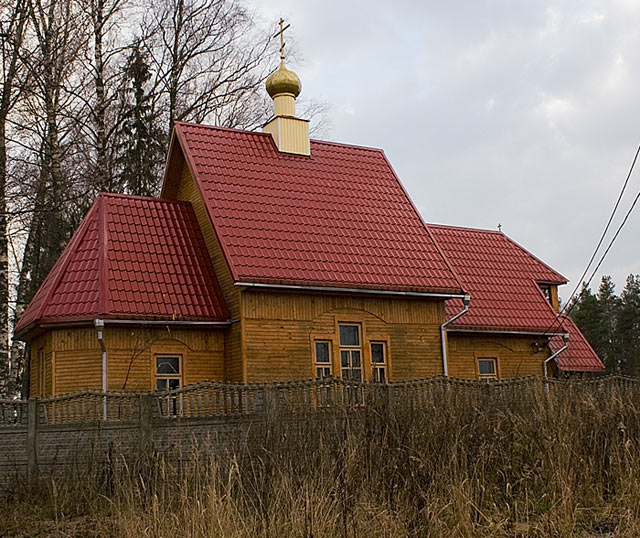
[428,224,603,371]
[551,315,604,372]
[428,224,567,332]
[15,194,229,338]
[165,122,464,295]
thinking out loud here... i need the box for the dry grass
[3,378,640,537]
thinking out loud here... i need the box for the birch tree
[0,0,28,396]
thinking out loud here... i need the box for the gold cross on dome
[273,18,291,61]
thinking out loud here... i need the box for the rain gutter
[440,294,471,377]
[95,319,107,420]
[544,333,569,379]
[235,281,467,300]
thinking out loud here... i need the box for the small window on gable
[314,340,332,379]
[371,342,387,383]
[478,358,497,379]
[539,284,552,304]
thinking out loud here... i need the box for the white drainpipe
[543,332,569,380]
[95,319,107,420]
[440,294,471,377]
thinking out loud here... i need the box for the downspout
[95,319,107,420]
[543,332,569,380]
[440,294,471,377]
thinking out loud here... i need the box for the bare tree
[79,0,131,192]
[143,0,275,134]
[9,0,88,396]
[0,0,28,396]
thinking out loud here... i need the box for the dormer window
[539,284,552,304]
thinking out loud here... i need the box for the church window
[314,340,332,378]
[478,357,497,379]
[156,355,182,416]
[155,355,182,391]
[339,324,362,381]
[370,342,387,383]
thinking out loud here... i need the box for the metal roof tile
[15,194,229,336]
[170,122,463,294]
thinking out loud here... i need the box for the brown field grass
[3,378,640,537]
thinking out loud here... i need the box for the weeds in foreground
[3,379,640,537]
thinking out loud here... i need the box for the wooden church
[14,44,604,397]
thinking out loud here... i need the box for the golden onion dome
[266,60,301,98]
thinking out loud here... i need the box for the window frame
[313,340,333,379]
[338,323,363,382]
[154,354,183,392]
[154,354,183,416]
[370,341,388,383]
[477,357,498,379]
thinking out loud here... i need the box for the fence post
[139,394,153,453]
[263,385,278,418]
[27,398,38,483]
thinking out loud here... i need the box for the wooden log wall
[242,290,447,383]
[446,333,547,379]
[30,327,225,396]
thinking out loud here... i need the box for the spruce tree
[117,42,165,196]
[618,275,640,376]
[571,284,610,370]
[597,276,621,372]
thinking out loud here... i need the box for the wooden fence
[1,374,639,484]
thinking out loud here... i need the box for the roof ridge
[98,192,193,206]
[308,138,385,153]
[428,222,503,234]
[99,195,109,315]
[174,121,272,138]
[39,200,101,321]
[502,233,568,284]
[174,120,387,154]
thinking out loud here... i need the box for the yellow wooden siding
[175,165,239,316]
[447,333,545,379]
[42,327,224,395]
[29,333,52,397]
[224,323,244,382]
[262,116,310,156]
[242,290,445,383]
[550,285,560,312]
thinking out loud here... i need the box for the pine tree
[116,42,165,196]
[618,275,640,376]
[571,284,610,369]
[597,276,621,372]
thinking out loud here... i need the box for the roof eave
[235,281,466,299]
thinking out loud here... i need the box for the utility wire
[543,142,640,336]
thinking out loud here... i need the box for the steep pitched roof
[428,224,567,333]
[163,122,464,295]
[15,194,229,338]
[428,224,603,371]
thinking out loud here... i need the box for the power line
[544,141,640,336]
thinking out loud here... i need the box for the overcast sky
[246,0,640,302]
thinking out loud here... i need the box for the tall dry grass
[4,378,640,537]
